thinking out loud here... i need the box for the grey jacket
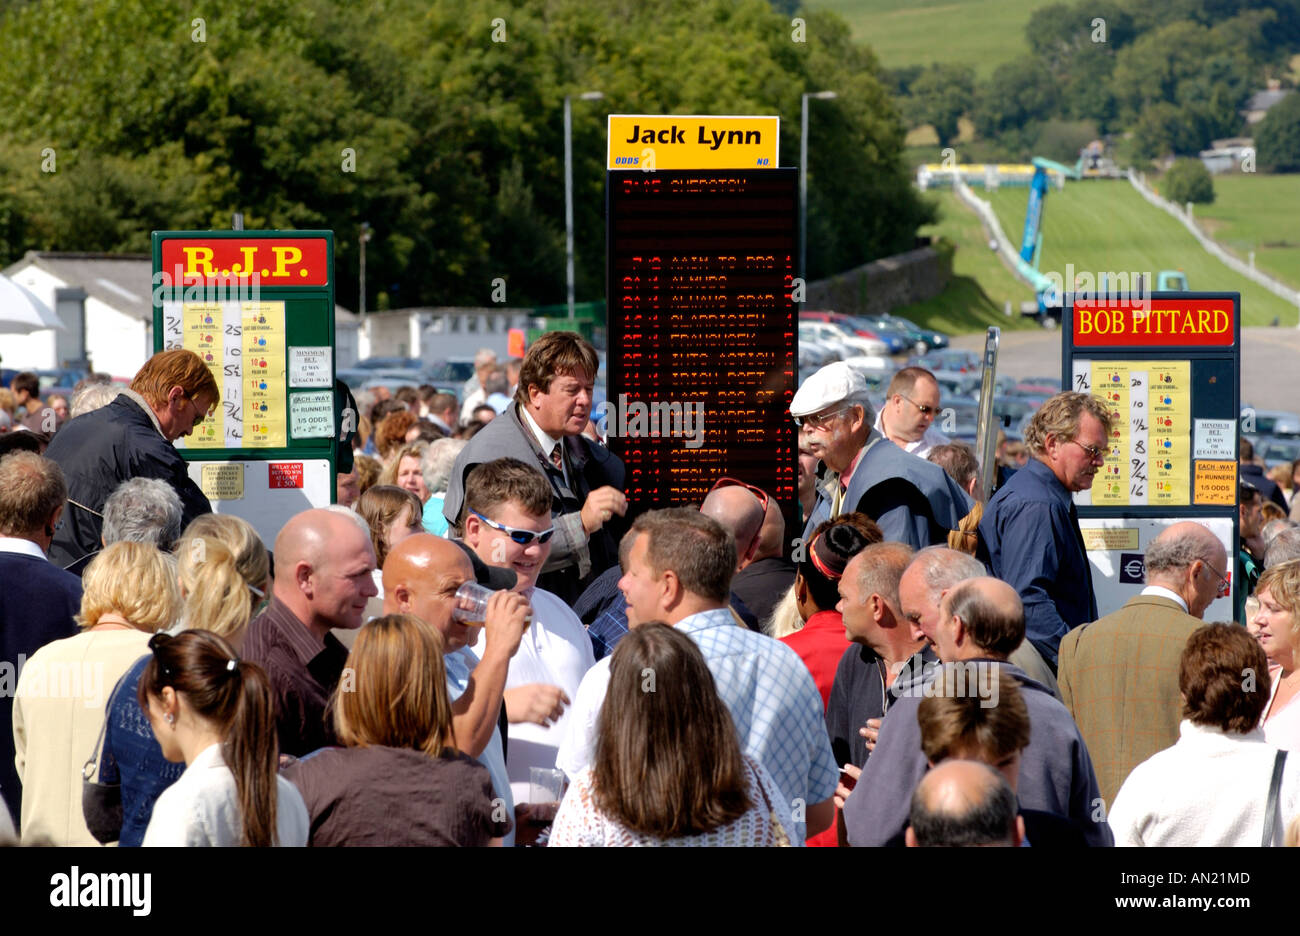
[442,402,625,604]
[842,659,1113,847]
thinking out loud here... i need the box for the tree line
[0,0,933,307]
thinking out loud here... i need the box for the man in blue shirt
[978,391,1112,669]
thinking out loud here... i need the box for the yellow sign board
[607,115,779,170]
[1194,460,1237,505]
[1082,528,1140,552]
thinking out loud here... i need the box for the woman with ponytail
[140,630,308,847]
[100,514,271,846]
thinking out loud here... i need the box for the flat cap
[791,361,867,418]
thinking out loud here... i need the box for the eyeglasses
[1202,559,1231,594]
[708,477,771,564]
[897,393,936,417]
[470,509,555,545]
[183,393,214,425]
[793,406,850,429]
[1068,439,1107,463]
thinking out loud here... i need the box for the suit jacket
[802,431,972,547]
[0,550,81,826]
[443,403,625,605]
[1057,593,1200,808]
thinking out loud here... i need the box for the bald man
[906,760,1023,847]
[383,534,531,846]
[699,485,765,572]
[243,507,379,756]
[731,496,797,626]
[844,577,1110,846]
[1058,521,1228,805]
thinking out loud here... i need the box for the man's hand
[504,683,570,726]
[859,717,881,754]
[482,589,531,660]
[833,763,860,810]
[580,486,628,534]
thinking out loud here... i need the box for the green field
[1190,174,1300,291]
[891,190,1040,334]
[983,180,1299,326]
[809,0,1056,77]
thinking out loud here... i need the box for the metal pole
[564,95,575,322]
[799,93,808,283]
[359,222,370,318]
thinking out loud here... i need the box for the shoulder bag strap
[1262,749,1288,847]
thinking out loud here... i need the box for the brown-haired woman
[281,614,509,846]
[140,630,308,846]
[549,622,791,846]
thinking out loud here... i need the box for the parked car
[1256,437,1300,469]
[909,349,982,373]
[880,314,949,353]
[1241,408,1300,441]
[799,321,890,358]
[800,311,905,354]
[354,356,425,371]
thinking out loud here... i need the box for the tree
[1162,158,1215,205]
[973,62,1059,138]
[1256,91,1300,172]
[905,64,975,148]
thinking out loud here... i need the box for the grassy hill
[983,180,1299,326]
[1190,174,1300,291]
[809,0,1057,77]
[891,190,1041,334]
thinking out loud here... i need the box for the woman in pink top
[1256,560,1300,750]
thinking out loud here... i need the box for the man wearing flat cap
[795,362,972,547]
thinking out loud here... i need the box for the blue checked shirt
[559,607,838,843]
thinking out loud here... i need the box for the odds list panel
[607,170,798,520]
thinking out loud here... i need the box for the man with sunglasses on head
[978,391,1112,672]
[875,367,949,459]
[45,349,218,574]
[462,458,595,822]
[795,362,972,550]
[444,332,625,605]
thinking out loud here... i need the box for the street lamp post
[359,222,372,318]
[800,90,837,282]
[565,90,604,321]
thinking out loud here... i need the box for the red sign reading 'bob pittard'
[158,236,330,286]
[1072,296,1235,348]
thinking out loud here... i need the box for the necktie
[830,477,845,518]
[550,443,564,471]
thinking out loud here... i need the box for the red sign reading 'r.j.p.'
[1072,296,1236,347]
[159,237,329,286]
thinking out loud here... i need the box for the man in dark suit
[1058,521,1227,806]
[443,332,626,605]
[0,452,82,826]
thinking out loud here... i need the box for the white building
[0,252,153,378]
[0,250,365,379]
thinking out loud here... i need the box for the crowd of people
[1,336,1298,848]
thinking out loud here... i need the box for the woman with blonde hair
[281,614,508,846]
[100,514,270,846]
[13,541,180,845]
[378,440,429,503]
[1255,559,1300,750]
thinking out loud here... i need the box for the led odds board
[152,231,337,546]
[1064,292,1240,618]
[605,168,798,529]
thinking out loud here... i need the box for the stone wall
[805,244,951,317]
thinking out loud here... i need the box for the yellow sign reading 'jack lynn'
[607,115,779,170]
